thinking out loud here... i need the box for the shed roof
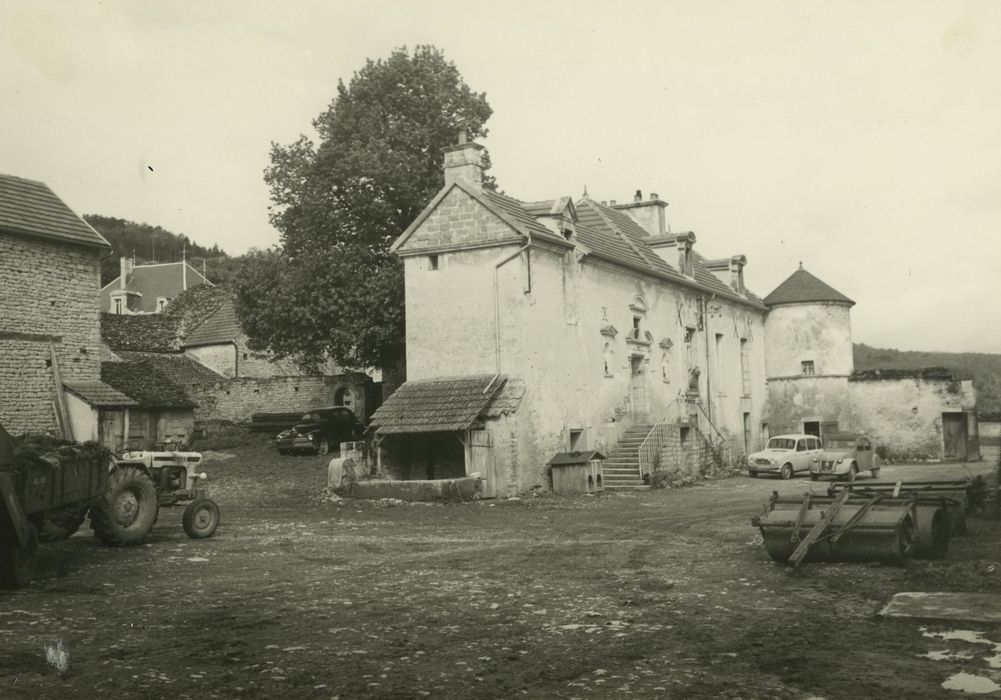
[764,266,854,307]
[101,361,196,408]
[115,351,224,385]
[369,374,507,434]
[63,381,138,407]
[182,297,240,347]
[547,450,606,466]
[0,173,111,249]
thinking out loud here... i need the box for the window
[603,342,614,377]
[796,439,807,452]
[714,333,725,394]
[428,254,440,271]
[113,298,123,315]
[801,360,815,375]
[569,429,584,451]
[740,338,751,397]
[155,297,168,312]
[632,316,641,340]
[807,437,820,450]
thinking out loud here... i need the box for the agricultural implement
[752,488,958,569]
[828,479,973,536]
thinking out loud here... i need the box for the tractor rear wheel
[182,498,220,539]
[0,522,38,589]
[90,466,158,547]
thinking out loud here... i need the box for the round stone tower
[762,264,855,437]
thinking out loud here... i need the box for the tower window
[801,360,815,375]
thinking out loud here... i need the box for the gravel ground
[1,441,999,699]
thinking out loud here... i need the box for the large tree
[236,45,494,372]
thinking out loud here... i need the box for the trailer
[0,424,158,589]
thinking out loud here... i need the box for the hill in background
[854,343,1001,415]
[84,215,243,287]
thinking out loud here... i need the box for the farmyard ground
[1,443,998,699]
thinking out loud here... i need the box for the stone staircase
[602,423,655,490]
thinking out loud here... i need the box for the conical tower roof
[764,265,854,307]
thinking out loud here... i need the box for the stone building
[763,266,980,462]
[0,173,113,437]
[370,138,769,496]
[101,257,211,314]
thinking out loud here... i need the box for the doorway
[630,356,648,417]
[803,421,821,439]
[942,413,968,461]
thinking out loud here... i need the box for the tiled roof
[764,267,855,307]
[480,190,570,247]
[369,374,507,434]
[63,381,138,407]
[101,361,196,409]
[182,298,240,347]
[115,351,223,385]
[573,199,765,307]
[0,173,111,249]
[101,313,183,352]
[101,262,212,313]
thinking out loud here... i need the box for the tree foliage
[236,45,494,371]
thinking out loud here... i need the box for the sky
[1,0,999,354]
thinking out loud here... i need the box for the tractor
[113,439,220,540]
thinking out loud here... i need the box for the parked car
[747,434,822,479]
[275,407,362,456]
[810,433,880,481]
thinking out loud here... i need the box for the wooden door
[942,413,967,461]
[630,357,648,417]
[469,430,496,498]
[98,410,124,451]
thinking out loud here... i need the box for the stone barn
[0,173,113,438]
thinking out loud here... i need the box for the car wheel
[316,438,330,456]
[748,470,758,479]
[810,474,819,481]
[847,463,858,482]
[871,468,880,479]
[779,464,792,480]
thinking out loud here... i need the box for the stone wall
[0,234,102,434]
[764,302,853,379]
[189,374,373,424]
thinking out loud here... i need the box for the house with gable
[0,173,119,439]
[369,137,769,496]
[101,256,212,314]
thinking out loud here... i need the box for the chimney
[674,232,696,276]
[119,256,133,290]
[442,131,484,189]
[610,190,668,236]
[729,255,747,294]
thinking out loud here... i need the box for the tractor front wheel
[0,522,38,590]
[182,498,220,539]
[91,466,158,547]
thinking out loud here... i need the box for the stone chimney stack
[119,256,133,290]
[443,131,484,190]
[611,190,668,236]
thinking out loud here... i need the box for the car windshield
[766,438,796,450]
[826,438,856,450]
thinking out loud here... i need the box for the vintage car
[275,407,363,456]
[810,433,880,481]
[747,434,823,479]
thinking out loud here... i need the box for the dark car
[275,407,363,456]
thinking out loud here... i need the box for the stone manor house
[370,138,979,497]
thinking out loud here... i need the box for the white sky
[2,1,999,353]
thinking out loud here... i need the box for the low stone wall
[344,476,482,502]
[188,373,373,424]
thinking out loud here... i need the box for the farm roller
[753,489,956,569]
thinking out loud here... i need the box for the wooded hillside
[854,343,1001,414]
[84,215,242,287]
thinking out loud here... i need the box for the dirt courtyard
[1,444,999,699]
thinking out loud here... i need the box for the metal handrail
[637,422,666,478]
